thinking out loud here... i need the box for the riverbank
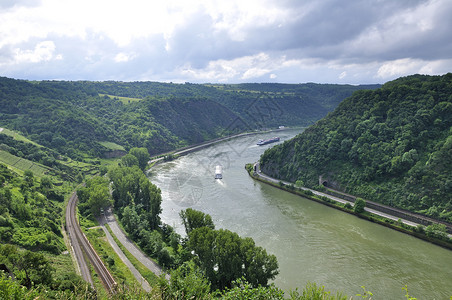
[246,163,452,250]
[147,127,297,169]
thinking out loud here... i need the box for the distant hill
[0,77,377,157]
[260,73,452,222]
[76,81,379,128]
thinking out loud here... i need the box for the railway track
[66,191,117,294]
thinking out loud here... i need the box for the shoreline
[146,127,299,170]
[246,163,452,251]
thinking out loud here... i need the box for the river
[148,128,452,299]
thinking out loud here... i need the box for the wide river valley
[148,128,452,299]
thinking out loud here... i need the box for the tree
[17,250,54,288]
[120,153,139,168]
[0,244,54,289]
[108,165,162,230]
[157,261,211,299]
[188,227,279,290]
[180,208,215,235]
[77,176,112,217]
[88,184,111,216]
[129,147,150,171]
[23,170,34,188]
[354,198,366,214]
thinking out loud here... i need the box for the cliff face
[260,74,452,222]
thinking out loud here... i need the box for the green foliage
[402,285,417,300]
[129,147,150,171]
[0,163,64,253]
[425,223,448,240]
[261,73,452,221]
[120,153,139,168]
[289,282,348,300]
[295,179,304,187]
[218,278,284,300]
[0,274,41,300]
[157,261,211,300]
[1,77,373,157]
[77,176,112,217]
[108,165,162,229]
[0,243,54,289]
[179,208,215,235]
[187,224,279,290]
[356,285,373,299]
[354,198,366,214]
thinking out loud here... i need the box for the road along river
[148,128,452,299]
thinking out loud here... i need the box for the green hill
[0,77,376,157]
[260,73,452,222]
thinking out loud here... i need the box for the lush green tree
[77,176,112,217]
[109,165,162,229]
[87,184,111,216]
[179,208,215,235]
[354,198,366,214]
[120,153,139,168]
[188,226,279,290]
[129,147,150,171]
[122,206,140,237]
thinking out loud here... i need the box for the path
[98,213,151,292]
[102,208,168,279]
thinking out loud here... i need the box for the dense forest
[260,74,452,222]
[0,77,376,157]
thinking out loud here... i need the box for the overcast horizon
[1,0,452,84]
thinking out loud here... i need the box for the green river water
[148,128,452,299]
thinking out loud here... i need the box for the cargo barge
[257,137,280,146]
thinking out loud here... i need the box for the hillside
[0,77,377,157]
[260,74,452,222]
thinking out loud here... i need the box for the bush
[353,198,366,214]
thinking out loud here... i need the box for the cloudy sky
[1,0,451,84]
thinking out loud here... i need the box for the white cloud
[376,58,423,79]
[14,41,57,63]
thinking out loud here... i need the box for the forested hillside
[77,81,378,128]
[0,77,376,157]
[260,74,452,222]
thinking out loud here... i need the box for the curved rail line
[66,191,117,294]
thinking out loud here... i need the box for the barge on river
[257,137,280,146]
